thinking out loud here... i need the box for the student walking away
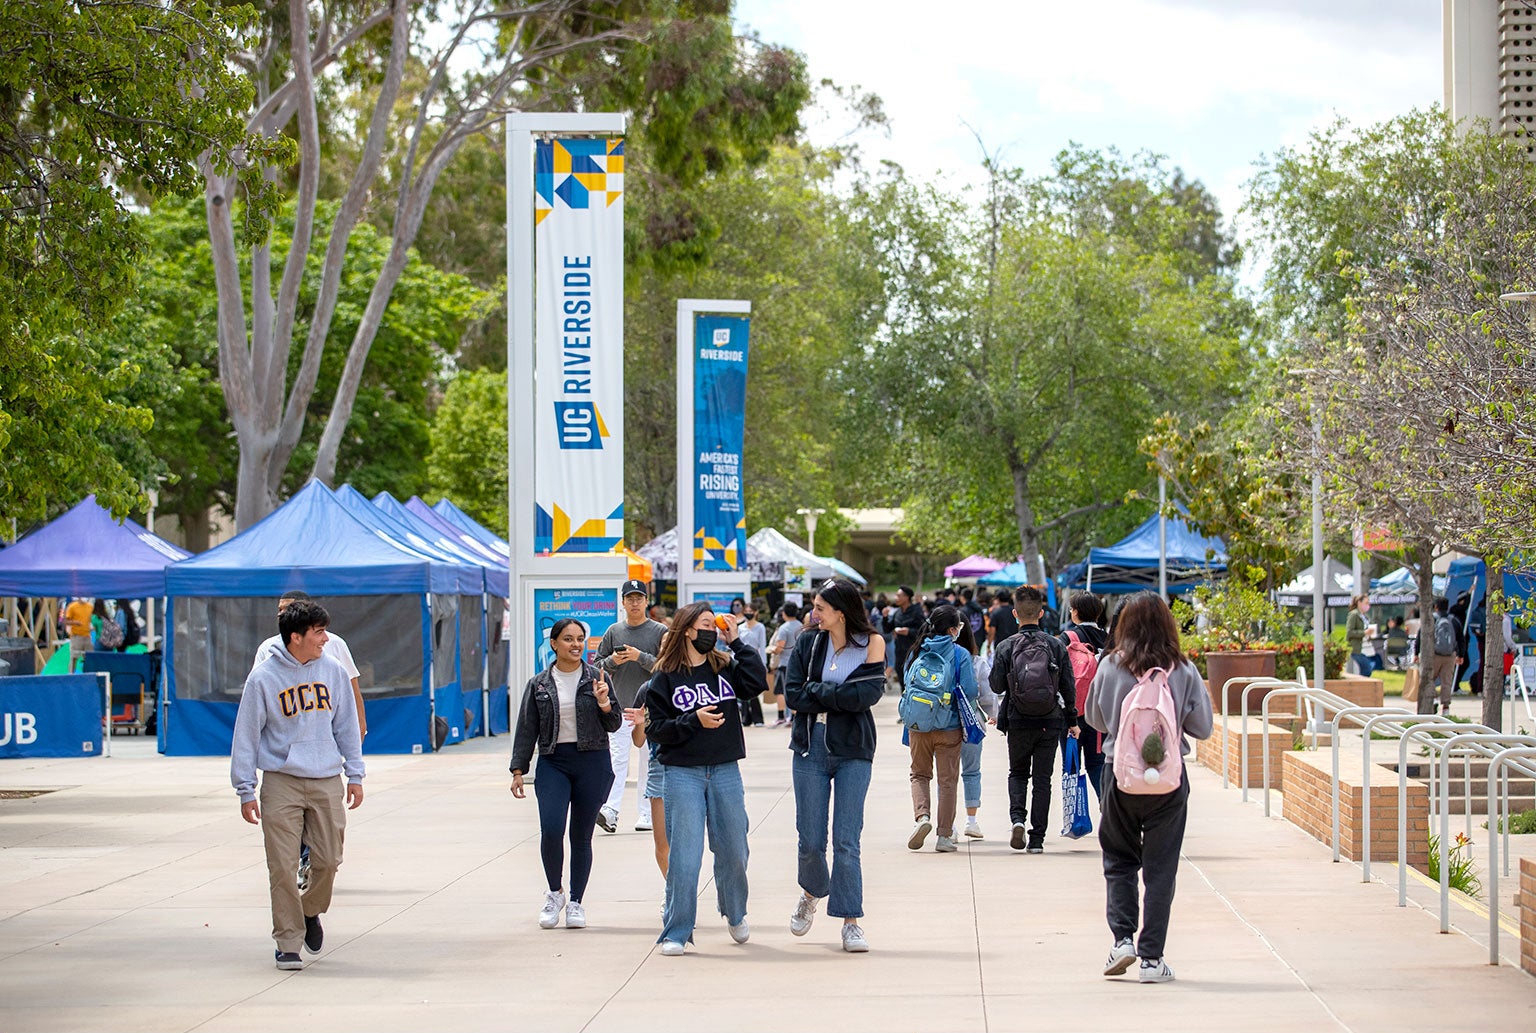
[767,602,805,726]
[737,604,769,726]
[595,580,667,833]
[783,578,886,953]
[510,619,622,930]
[960,644,1000,839]
[644,602,766,955]
[1061,592,1110,799]
[1084,591,1213,984]
[962,588,988,648]
[898,605,977,853]
[990,585,1077,853]
[231,601,365,971]
[112,599,142,651]
[1425,596,1464,716]
[887,586,925,681]
[1345,595,1373,677]
[89,598,111,649]
[1467,597,1488,696]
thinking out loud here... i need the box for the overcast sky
[734,0,1443,254]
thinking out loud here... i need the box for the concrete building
[1444,0,1536,155]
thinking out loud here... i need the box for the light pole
[1289,367,1327,692]
[797,507,826,556]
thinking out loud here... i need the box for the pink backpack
[1063,631,1099,715]
[1113,667,1182,795]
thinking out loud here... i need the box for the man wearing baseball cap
[593,580,667,832]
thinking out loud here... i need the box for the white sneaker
[565,900,586,929]
[964,819,984,840]
[934,835,958,853]
[728,920,750,944]
[635,811,653,832]
[538,889,566,929]
[907,816,932,850]
[1139,957,1175,983]
[659,939,686,957]
[789,892,818,936]
[596,807,617,834]
[1104,937,1136,976]
[841,923,870,952]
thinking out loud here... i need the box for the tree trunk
[1008,456,1045,585]
[234,436,280,531]
[1481,557,1504,732]
[1415,539,1437,716]
[176,509,212,554]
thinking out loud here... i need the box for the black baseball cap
[620,579,650,598]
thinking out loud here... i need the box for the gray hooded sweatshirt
[231,647,365,803]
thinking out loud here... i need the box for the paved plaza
[2,695,1535,1032]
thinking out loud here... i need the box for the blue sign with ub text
[0,675,102,759]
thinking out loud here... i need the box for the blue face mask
[693,628,718,654]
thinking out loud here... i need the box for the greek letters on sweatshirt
[231,647,365,803]
[643,640,767,768]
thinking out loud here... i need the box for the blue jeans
[659,762,749,944]
[960,740,983,810]
[792,722,872,919]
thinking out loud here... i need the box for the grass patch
[1483,809,1536,834]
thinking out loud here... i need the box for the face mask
[693,628,718,653]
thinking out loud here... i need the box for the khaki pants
[259,771,346,953]
[1430,654,1459,708]
[909,727,963,836]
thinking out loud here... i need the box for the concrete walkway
[2,696,1534,1032]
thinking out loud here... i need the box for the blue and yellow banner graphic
[692,314,750,572]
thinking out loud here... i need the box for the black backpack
[1006,631,1062,718]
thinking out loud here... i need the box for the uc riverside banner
[534,137,625,555]
[0,675,102,759]
[532,588,618,672]
[693,314,751,571]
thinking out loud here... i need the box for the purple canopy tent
[944,554,1007,579]
[0,495,190,598]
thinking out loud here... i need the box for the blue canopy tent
[1444,557,1536,674]
[975,561,1058,610]
[431,498,510,560]
[1060,508,1227,596]
[371,490,511,740]
[163,481,476,756]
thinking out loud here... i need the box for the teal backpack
[900,638,954,732]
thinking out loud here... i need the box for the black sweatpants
[1006,725,1060,845]
[1098,764,1190,960]
[534,743,614,902]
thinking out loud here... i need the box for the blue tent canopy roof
[401,496,507,570]
[374,491,507,576]
[165,481,473,596]
[0,495,190,597]
[431,498,510,559]
[1060,505,1226,594]
[329,485,483,594]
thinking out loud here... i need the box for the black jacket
[643,640,766,768]
[784,630,884,761]
[990,626,1077,731]
[509,662,622,774]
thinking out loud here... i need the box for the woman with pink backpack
[1084,592,1212,984]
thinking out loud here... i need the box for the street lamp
[797,507,826,556]
[1288,367,1327,694]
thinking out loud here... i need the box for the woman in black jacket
[510,618,621,931]
[782,578,886,953]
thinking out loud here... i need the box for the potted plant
[1174,576,1296,712]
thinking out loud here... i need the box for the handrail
[1222,676,1292,792]
[1261,686,1355,817]
[1397,723,1487,906]
[1327,705,1414,862]
[1433,731,1536,932]
[1487,746,1536,965]
[1360,713,1458,883]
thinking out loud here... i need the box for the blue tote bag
[1060,736,1094,839]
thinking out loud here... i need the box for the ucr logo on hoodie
[278,682,333,718]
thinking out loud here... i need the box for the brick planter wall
[1195,714,1330,790]
[1280,748,1429,869]
[1521,857,1536,978]
[1207,675,1384,716]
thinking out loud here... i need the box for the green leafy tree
[0,0,284,525]
[426,369,509,535]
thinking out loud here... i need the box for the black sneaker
[275,950,304,971]
[304,914,323,954]
[1026,843,1045,855]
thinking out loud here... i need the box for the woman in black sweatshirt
[643,601,767,956]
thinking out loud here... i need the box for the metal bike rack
[1226,677,1298,795]
[1360,714,1459,883]
[1486,745,1536,965]
[1433,731,1536,932]
[1261,686,1353,817]
[1396,722,1490,907]
[1327,705,1414,862]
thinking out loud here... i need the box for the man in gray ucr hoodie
[231,600,365,971]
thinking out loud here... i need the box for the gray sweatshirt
[595,618,667,708]
[231,647,365,803]
[1084,654,1213,760]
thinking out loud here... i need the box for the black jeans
[534,743,614,902]
[739,693,764,726]
[1098,763,1190,960]
[1006,725,1060,844]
